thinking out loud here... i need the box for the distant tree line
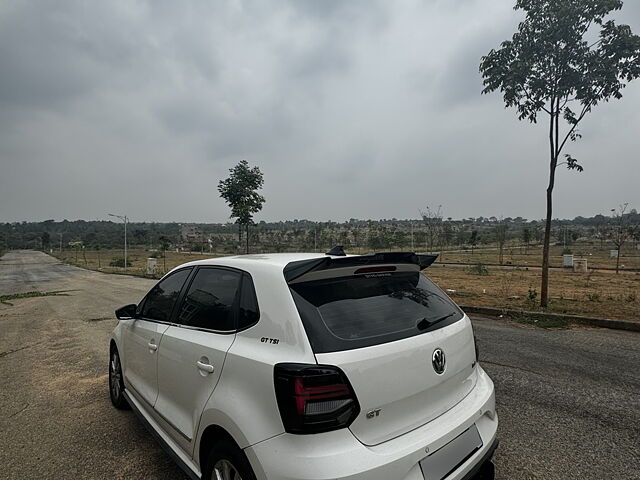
[1,210,637,255]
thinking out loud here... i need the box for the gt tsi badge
[432,348,446,375]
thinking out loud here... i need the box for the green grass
[0,290,71,305]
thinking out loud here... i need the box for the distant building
[180,224,201,242]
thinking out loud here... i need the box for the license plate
[420,424,483,480]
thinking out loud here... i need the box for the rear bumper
[245,366,498,480]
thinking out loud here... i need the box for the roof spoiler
[283,252,438,283]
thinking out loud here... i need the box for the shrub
[466,262,489,276]
[109,257,132,268]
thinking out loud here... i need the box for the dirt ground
[1,250,639,479]
[427,265,640,321]
[51,247,640,321]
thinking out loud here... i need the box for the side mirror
[115,304,137,320]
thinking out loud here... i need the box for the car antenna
[326,245,346,256]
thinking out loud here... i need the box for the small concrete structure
[573,258,588,273]
[146,257,158,275]
[563,254,574,268]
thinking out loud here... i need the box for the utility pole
[59,233,63,253]
[108,213,128,272]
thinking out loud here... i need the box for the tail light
[274,363,360,434]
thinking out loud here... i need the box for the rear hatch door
[287,253,478,446]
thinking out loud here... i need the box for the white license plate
[420,424,483,480]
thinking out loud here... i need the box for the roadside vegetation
[4,208,639,322]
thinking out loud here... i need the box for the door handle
[148,342,158,352]
[196,361,214,373]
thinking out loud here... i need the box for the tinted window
[140,268,192,322]
[238,273,260,330]
[177,268,241,331]
[290,271,463,353]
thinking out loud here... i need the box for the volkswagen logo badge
[432,348,446,375]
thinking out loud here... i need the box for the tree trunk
[615,246,621,274]
[541,102,558,308]
[541,186,554,307]
[238,223,242,243]
[245,224,249,254]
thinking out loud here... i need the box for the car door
[123,267,192,408]
[154,267,242,451]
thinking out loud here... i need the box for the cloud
[0,0,638,223]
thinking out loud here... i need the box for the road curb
[460,305,640,332]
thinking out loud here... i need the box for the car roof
[173,252,339,276]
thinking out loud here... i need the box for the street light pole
[108,213,128,272]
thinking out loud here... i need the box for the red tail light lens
[274,363,360,434]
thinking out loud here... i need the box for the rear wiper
[416,312,455,331]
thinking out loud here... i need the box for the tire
[109,346,130,410]
[203,439,256,480]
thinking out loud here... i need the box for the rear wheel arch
[198,425,239,471]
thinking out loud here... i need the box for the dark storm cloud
[0,0,638,223]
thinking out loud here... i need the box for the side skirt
[123,390,202,480]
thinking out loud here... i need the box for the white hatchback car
[109,250,498,480]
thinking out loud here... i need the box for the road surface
[1,250,638,479]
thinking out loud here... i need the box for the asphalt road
[1,250,639,480]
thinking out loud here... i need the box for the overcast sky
[1,0,638,224]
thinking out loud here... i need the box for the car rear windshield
[289,271,463,353]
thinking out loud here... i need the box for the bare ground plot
[436,244,640,270]
[47,248,640,321]
[50,248,219,277]
[427,265,640,321]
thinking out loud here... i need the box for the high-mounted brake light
[354,266,397,275]
[274,363,360,434]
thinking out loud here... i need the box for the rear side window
[140,268,192,322]
[176,267,241,331]
[290,271,463,353]
[238,273,260,330]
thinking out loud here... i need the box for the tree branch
[556,85,606,156]
[523,85,551,114]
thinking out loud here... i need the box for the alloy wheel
[213,459,243,480]
[110,351,122,399]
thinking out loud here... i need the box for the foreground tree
[218,160,265,254]
[480,0,640,307]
